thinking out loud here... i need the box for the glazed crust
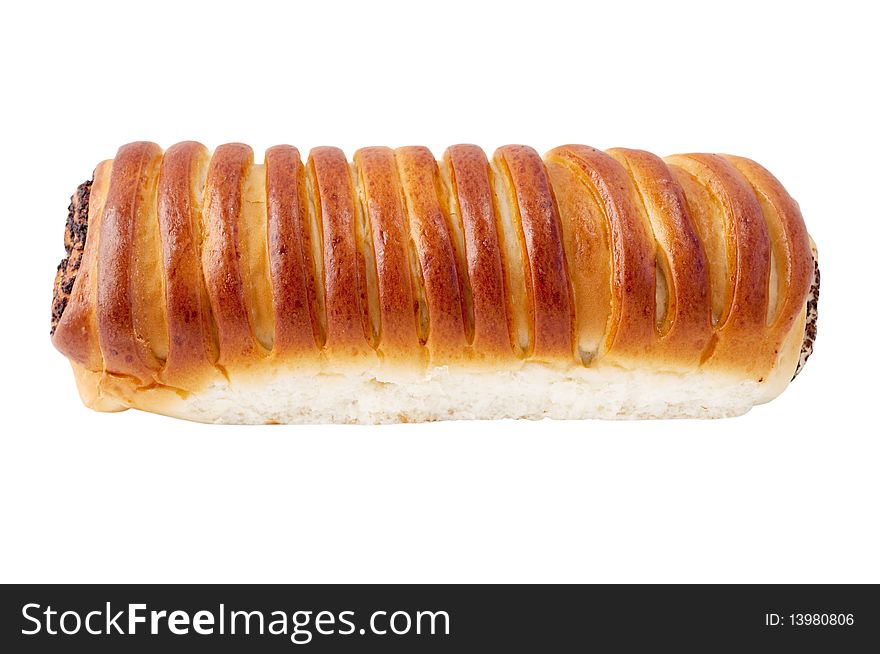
[266,145,321,356]
[494,145,574,360]
[156,141,217,386]
[545,145,656,363]
[395,146,468,360]
[665,154,772,374]
[52,142,817,415]
[443,145,511,358]
[202,143,258,365]
[607,148,712,366]
[308,147,372,360]
[354,147,422,363]
[95,141,164,383]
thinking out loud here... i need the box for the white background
[1,0,877,583]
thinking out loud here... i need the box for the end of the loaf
[70,364,128,413]
[51,179,92,335]
[793,243,820,379]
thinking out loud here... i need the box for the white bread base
[72,300,806,424]
[173,367,766,423]
[71,364,791,424]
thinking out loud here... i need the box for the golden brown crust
[395,146,468,360]
[546,145,656,363]
[723,155,813,336]
[156,141,217,386]
[665,154,772,375]
[265,145,321,356]
[96,141,164,383]
[608,148,713,366]
[544,158,612,366]
[308,147,372,360]
[494,146,574,361]
[353,147,422,363]
[202,143,258,366]
[53,142,817,413]
[443,145,512,359]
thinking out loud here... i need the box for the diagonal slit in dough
[351,162,381,349]
[489,157,532,357]
[437,158,475,346]
[304,160,328,347]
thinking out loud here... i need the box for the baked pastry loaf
[52,142,818,422]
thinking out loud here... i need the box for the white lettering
[193,610,214,635]
[167,610,190,635]
[21,603,41,635]
[86,610,102,635]
[416,610,450,635]
[230,610,264,635]
[371,611,387,635]
[315,610,335,635]
[291,611,313,645]
[106,603,124,634]
[390,611,411,635]
[60,611,81,635]
[129,603,146,634]
[151,610,167,634]
[44,606,58,635]
[268,611,287,635]
[337,611,356,635]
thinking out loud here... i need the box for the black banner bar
[1,584,876,652]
